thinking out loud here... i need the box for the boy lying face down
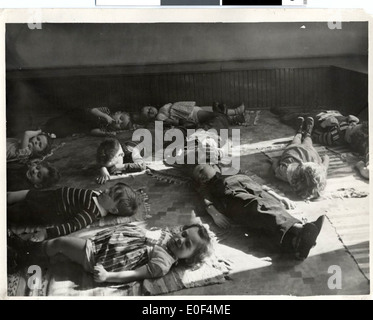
[193,164,324,260]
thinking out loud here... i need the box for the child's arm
[204,199,231,229]
[97,167,111,185]
[322,154,330,171]
[7,190,30,205]
[262,185,296,210]
[114,148,146,174]
[89,107,115,125]
[90,128,117,137]
[20,130,42,149]
[43,210,98,240]
[93,264,151,284]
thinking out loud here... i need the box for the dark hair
[110,182,139,217]
[38,162,61,188]
[108,112,132,131]
[96,139,122,166]
[31,133,54,157]
[179,224,213,267]
[291,163,327,200]
[349,122,369,156]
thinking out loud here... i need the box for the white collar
[93,192,108,217]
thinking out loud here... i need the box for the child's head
[29,133,54,157]
[26,161,61,189]
[99,182,139,217]
[96,139,125,168]
[192,164,221,186]
[168,224,213,267]
[141,106,158,121]
[291,163,327,200]
[346,122,368,156]
[111,112,132,130]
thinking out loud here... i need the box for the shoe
[305,117,315,136]
[297,117,305,134]
[294,215,325,260]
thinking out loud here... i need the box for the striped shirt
[46,187,101,239]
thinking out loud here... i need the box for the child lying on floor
[7,182,139,242]
[43,107,133,138]
[14,222,213,284]
[96,138,147,185]
[7,129,55,162]
[193,164,325,260]
[141,101,246,128]
[7,161,61,191]
[272,117,330,200]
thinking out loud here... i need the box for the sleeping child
[42,107,133,138]
[141,101,246,128]
[272,117,329,200]
[7,161,61,191]
[7,129,55,162]
[7,182,139,242]
[193,164,324,260]
[12,222,213,284]
[96,138,147,185]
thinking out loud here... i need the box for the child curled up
[272,117,330,200]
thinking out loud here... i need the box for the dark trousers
[225,192,300,246]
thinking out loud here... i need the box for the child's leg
[196,110,216,123]
[302,117,315,147]
[302,135,313,147]
[7,190,30,205]
[291,133,303,145]
[290,117,305,145]
[44,237,87,267]
[226,103,245,116]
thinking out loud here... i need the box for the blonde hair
[291,162,327,200]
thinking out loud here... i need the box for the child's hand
[279,196,296,210]
[93,264,108,283]
[213,213,231,230]
[105,115,115,125]
[30,229,47,242]
[96,167,111,185]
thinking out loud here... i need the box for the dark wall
[6,22,368,70]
